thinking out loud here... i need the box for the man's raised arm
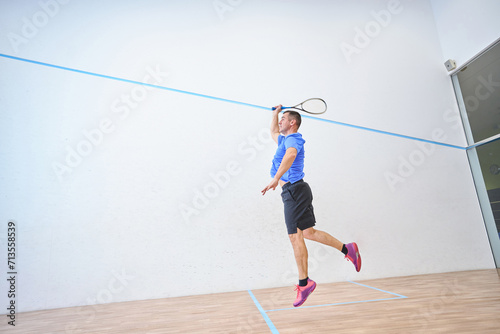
[270,105,282,144]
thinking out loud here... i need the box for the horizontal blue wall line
[0,53,269,111]
[301,114,467,150]
[2,53,492,151]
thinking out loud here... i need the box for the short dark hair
[284,110,302,129]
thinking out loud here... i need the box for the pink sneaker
[345,242,361,272]
[293,279,316,307]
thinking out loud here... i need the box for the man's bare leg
[303,227,362,272]
[288,229,308,280]
[302,227,343,251]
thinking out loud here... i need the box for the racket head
[288,98,327,114]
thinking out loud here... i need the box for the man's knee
[288,230,303,243]
[302,227,315,240]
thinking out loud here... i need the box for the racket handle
[271,106,289,110]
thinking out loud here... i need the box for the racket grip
[271,106,288,110]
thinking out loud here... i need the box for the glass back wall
[452,39,500,266]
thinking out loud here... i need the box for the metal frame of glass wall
[451,38,500,267]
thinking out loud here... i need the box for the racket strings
[300,98,327,114]
[275,98,327,114]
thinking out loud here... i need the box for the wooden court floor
[3,269,500,333]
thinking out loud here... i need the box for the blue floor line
[265,296,406,312]
[248,290,279,334]
[264,280,407,312]
[347,280,408,298]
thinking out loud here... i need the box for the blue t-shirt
[270,133,305,184]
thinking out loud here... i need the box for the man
[261,105,361,307]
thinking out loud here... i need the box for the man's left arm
[261,147,297,195]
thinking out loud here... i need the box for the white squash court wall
[431,0,500,67]
[0,0,495,313]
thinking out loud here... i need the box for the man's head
[279,110,301,135]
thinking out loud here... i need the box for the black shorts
[281,179,316,234]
